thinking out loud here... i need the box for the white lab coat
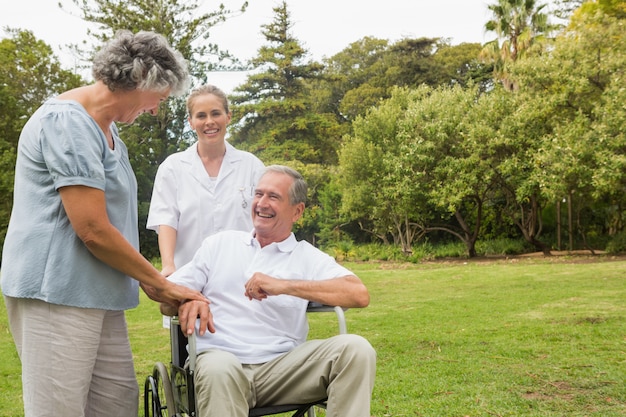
[147,141,265,268]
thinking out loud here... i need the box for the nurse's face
[187,93,231,144]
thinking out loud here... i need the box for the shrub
[605,233,626,254]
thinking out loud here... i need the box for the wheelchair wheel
[144,374,160,417]
[144,362,176,417]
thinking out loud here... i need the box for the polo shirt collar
[245,230,298,252]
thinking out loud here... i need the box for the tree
[553,0,584,19]
[0,29,83,249]
[228,1,339,166]
[64,0,248,77]
[396,84,497,257]
[62,0,248,258]
[313,37,492,124]
[578,0,626,19]
[340,83,505,257]
[308,37,389,124]
[481,0,556,90]
[429,41,494,92]
[509,5,626,248]
[489,85,555,254]
[338,87,435,253]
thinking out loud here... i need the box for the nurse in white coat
[147,85,264,277]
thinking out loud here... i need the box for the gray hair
[186,85,229,116]
[92,30,190,96]
[263,165,307,205]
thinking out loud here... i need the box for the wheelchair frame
[144,303,347,417]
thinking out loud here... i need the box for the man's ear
[292,202,305,222]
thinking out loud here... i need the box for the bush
[606,233,626,254]
[322,238,536,263]
[476,238,531,256]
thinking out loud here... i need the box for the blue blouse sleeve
[39,105,107,191]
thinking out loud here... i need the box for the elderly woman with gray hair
[1,30,207,417]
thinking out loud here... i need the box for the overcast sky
[1,0,501,93]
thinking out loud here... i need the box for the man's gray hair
[263,165,307,205]
[92,30,190,96]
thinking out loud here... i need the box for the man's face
[252,172,304,245]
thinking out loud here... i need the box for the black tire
[144,374,161,417]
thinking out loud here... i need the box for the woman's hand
[141,280,208,308]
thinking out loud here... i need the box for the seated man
[162,164,376,417]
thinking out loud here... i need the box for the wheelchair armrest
[306,302,348,335]
[169,316,197,372]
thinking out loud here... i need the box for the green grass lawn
[2,257,626,416]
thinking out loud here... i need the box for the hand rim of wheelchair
[144,361,176,417]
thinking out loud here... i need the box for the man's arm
[244,273,369,308]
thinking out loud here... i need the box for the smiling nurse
[147,85,265,277]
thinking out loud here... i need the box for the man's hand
[244,272,282,301]
[178,299,216,336]
[245,273,370,309]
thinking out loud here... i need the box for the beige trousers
[4,296,139,417]
[194,334,376,417]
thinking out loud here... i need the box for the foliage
[339,86,433,253]
[229,1,339,166]
[606,232,626,254]
[509,7,626,248]
[63,0,248,76]
[322,238,533,264]
[488,87,555,254]
[312,170,353,246]
[575,0,626,19]
[314,37,492,123]
[336,3,625,255]
[481,0,558,89]
[0,29,83,249]
[396,83,494,257]
[309,36,390,123]
[553,0,585,19]
[429,41,494,92]
[338,83,535,257]
[285,161,331,246]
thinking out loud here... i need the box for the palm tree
[480,0,555,90]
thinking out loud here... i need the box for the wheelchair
[144,302,348,417]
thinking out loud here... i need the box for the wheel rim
[154,362,176,417]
